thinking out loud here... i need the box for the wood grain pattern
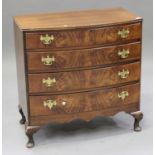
[25,23,141,50]
[27,42,141,72]
[14,8,141,31]
[14,8,143,145]
[29,83,140,124]
[30,103,139,126]
[28,62,140,94]
[94,23,141,45]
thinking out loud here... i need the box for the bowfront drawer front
[28,62,140,93]
[25,22,141,50]
[29,83,140,117]
[94,23,141,45]
[25,29,93,50]
[27,42,141,72]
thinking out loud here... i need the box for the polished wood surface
[94,23,141,45]
[14,8,141,31]
[27,42,141,72]
[30,104,139,126]
[14,23,29,121]
[14,8,143,147]
[29,83,140,117]
[25,23,141,50]
[28,62,140,93]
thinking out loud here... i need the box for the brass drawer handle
[118,49,130,59]
[118,69,129,79]
[41,55,55,65]
[40,34,54,45]
[43,99,57,109]
[118,29,130,38]
[118,91,129,101]
[42,77,56,87]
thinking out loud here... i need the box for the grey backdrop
[3,0,153,155]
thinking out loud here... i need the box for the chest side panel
[14,23,29,121]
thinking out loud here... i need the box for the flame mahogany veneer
[14,8,143,148]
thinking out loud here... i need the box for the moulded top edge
[14,8,142,31]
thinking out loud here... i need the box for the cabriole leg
[18,104,26,124]
[130,111,143,132]
[26,132,34,148]
[25,125,40,148]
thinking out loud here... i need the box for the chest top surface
[14,8,141,31]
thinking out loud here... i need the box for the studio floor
[2,43,153,155]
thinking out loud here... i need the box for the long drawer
[28,62,140,93]
[25,23,141,50]
[29,83,140,117]
[27,42,141,72]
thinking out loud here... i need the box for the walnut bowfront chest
[14,8,143,148]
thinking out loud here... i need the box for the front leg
[25,125,40,148]
[130,111,143,132]
[18,104,26,124]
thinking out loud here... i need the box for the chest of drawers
[14,8,143,148]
